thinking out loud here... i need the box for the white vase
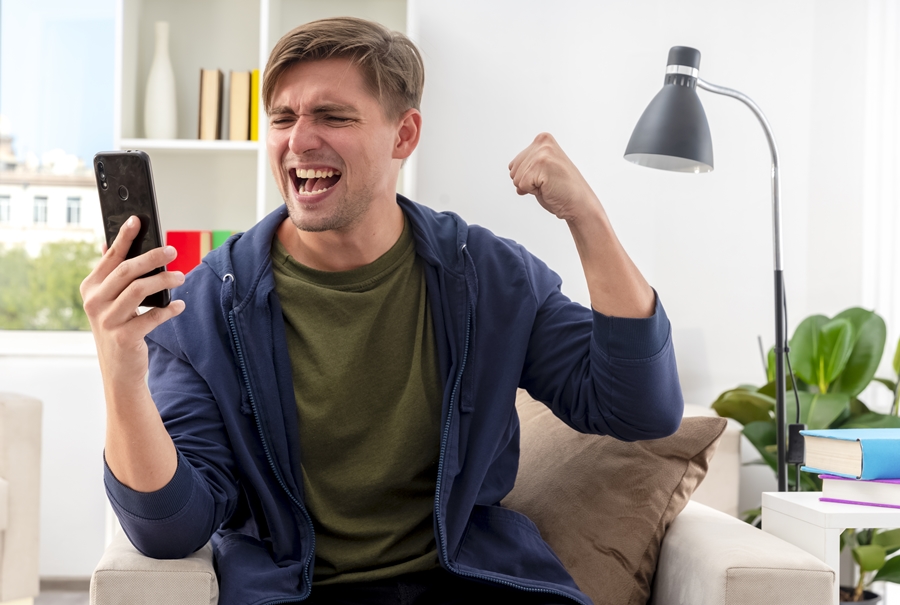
[144,21,177,139]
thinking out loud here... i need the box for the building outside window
[0,0,111,331]
[33,196,48,224]
[66,196,81,225]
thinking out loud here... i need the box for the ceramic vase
[144,21,177,139]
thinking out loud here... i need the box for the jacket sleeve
[104,320,240,559]
[517,247,684,441]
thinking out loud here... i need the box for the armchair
[0,392,42,605]
[91,396,833,605]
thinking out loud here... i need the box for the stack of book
[198,68,260,141]
[166,230,234,274]
[801,428,900,509]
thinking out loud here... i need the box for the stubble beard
[283,180,374,234]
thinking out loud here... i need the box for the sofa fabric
[0,392,42,603]
[91,530,218,605]
[651,500,834,605]
[502,391,726,605]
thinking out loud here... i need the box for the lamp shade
[624,46,713,173]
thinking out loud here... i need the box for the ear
[392,108,422,160]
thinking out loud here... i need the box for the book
[166,231,212,274]
[819,474,900,509]
[250,69,260,141]
[198,69,223,140]
[212,230,233,249]
[228,71,251,141]
[801,428,900,480]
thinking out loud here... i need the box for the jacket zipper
[228,310,314,603]
[432,255,587,605]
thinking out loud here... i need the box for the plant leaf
[767,346,776,383]
[853,544,886,572]
[839,412,900,429]
[874,378,898,393]
[742,421,777,471]
[850,398,873,417]
[789,315,829,386]
[712,391,775,426]
[831,310,886,397]
[894,335,900,377]
[873,529,900,552]
[873,551,900,582]
[818,318,854,388]
[842,529,856,552]
[757,377,794,399]
[796,392,850,430]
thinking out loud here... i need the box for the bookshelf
[113,0,407,233]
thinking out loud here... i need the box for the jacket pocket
[453,505,580,592]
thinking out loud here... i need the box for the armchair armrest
[651,500,834,605]
[90,530,218,605]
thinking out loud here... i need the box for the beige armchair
[91,399,832,605]
[0,393,42,605]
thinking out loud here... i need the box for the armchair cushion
[502,391,726,605]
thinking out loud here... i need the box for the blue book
[800,429,900,480]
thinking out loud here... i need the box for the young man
[82,17,683,605]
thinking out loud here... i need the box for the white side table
[762,491,900,605]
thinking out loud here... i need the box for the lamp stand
[696,79,788,492]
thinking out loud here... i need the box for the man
[81,17,682,605]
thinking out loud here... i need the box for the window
[33,196,47,224]
[66,196,81,225]
[0,0,113,331]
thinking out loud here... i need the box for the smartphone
[93,150,171,308]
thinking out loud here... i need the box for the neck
[277,198,405,272]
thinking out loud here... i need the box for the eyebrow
[269,103,359,116]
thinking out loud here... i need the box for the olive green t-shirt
[271,218,442,585]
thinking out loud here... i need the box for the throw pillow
[502,390,726,605]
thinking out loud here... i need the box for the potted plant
[712,307,900,601]
[840,528,900,603]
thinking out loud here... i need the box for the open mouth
[291,168,342,196]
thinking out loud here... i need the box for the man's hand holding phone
[80,216,184,492]
[82,215,185,390]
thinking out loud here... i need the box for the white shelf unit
[114,0,407,233]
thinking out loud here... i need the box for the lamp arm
[697,78,782,272]
[697,77,789,492]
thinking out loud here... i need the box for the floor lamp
[623,46,789,491]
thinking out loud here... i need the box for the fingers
[95,269,185,328]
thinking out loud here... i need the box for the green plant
[842,528,900,601]
[713,307,900,601]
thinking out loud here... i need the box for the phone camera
[117,186,129,201]
[101,181,108,190]
[97,162,104,172]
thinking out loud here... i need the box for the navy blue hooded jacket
[104,196,684,605]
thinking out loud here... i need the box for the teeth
[297,187,331,196]
[296,168,341,179]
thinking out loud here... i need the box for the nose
[287,116,321,155]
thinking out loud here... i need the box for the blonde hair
[263,17,425,119]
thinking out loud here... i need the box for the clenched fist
[508,133,600,222]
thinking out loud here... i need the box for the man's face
[267,58,402,234]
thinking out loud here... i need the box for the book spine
[250,69,260,141]
[166,231,212,274]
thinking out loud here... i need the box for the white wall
[0,331,106,578]
[408,0,875,407]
